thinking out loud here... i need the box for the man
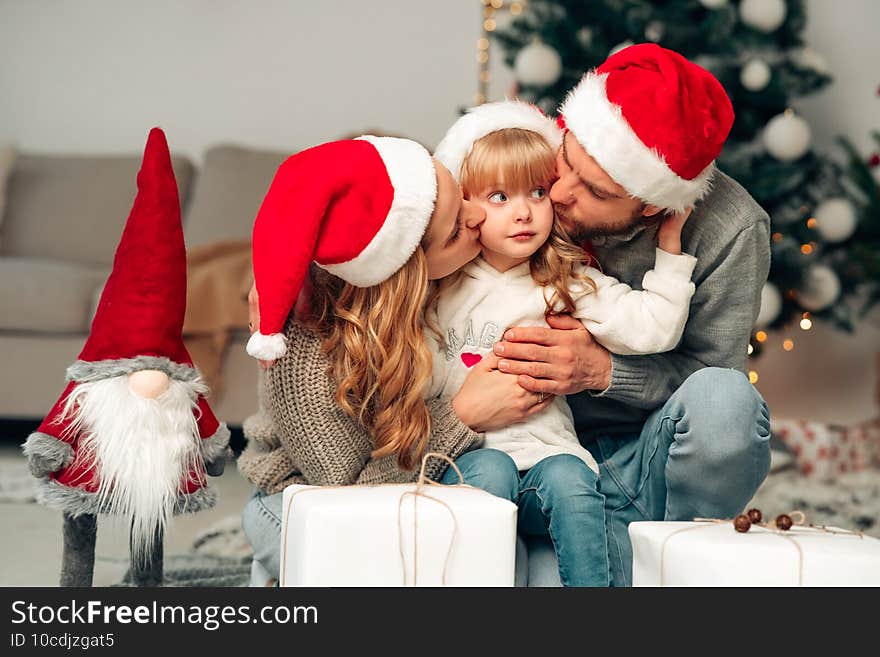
[491,44,772,585]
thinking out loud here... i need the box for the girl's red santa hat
[22,128,229,515]
[247,136,438,361]
[559,43,735,213]
[434,99,562,182]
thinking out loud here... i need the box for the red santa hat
[434,100,562,182]
[558,43,734,213]
[247,135,437,361]
[23,128,228,514]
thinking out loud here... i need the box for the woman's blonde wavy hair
[446,127,595,314]
[303,248,433,472]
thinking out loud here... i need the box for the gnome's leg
[60,513,97,587]
[129,523,164,587]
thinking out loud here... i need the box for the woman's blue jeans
[441,449,609,587]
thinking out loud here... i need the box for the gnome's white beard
[62,375,206,563]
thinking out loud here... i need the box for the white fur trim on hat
[246,331,287,360]
[319,136,437,287]
[559,73,715,213]
[434,100,563,182]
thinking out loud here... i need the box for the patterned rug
[4,454,878,587]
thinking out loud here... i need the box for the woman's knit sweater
[237,320,483,495]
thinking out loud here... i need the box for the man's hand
[451,353,554,433]
[494,314,612,395]
[247,283,275,369]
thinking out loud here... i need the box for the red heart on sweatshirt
[460,352,482,368]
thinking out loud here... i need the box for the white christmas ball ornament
[798,264,840,311]
[514,41,562,87]
[740,59,771,91]
[645,21,665,43]
[699,0,728,8]
[793,47,830,74]
[609,40,634,57]
[576,27,594,48]
[763,111,811,162]
[740,0,787,33]
[814,198,857,243]
[755,282,782,327]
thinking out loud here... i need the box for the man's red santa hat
[247,136,437,361]
[433,100,562,182]
[558,43,735,213]
[22,128,229,516]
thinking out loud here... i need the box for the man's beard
[61,375,205,563]
[554,203,646,243]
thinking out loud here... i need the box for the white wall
[0,0,503,158]
[1,0,877,423]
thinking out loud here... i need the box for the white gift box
[280,483,518,587]
[630,521,880,587]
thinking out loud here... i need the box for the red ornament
[868,153,880,168]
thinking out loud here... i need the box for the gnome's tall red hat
[558,43,735,213]
[22,128,229,516]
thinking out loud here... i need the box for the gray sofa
[0,143,291,425]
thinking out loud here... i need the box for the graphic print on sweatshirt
[443,318,502,362]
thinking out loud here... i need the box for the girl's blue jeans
[440,449,609,586]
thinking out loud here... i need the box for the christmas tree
[492,0,880,351]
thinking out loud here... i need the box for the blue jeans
[587,367,771,586]
[442,449,609,587]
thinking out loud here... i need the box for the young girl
[431,101,697,586]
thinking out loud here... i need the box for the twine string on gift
[397,452,466,586]
[280,451,473,586]
[658,511,863,587]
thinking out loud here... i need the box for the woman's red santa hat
[558,43,735,213]
[434,99,562,182]
[22,128,229,516]
[247,136,438,361]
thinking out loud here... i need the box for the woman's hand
[451,353,554,433]
[247,283,275,369]
[657,207,692,255]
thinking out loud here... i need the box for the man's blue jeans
[441,449,609,586]
[586,367,771,586]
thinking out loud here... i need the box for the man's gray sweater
[569,171,771,442]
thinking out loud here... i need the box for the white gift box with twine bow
[279,454,518,587]
[630,520,880,587]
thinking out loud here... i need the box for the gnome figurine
[21,128,231,587]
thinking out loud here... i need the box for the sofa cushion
[184,145,290,247]
[0,257,109,333]
[0,153,195,265]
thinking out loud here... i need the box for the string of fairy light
[749,197,820,385]
[476,0,526,105]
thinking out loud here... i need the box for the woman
[238,135,552,581]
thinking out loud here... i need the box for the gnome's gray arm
[200,423,232,477]
[22,432,74,478]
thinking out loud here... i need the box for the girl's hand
[451,353,554,433]
[657,207,692,255]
